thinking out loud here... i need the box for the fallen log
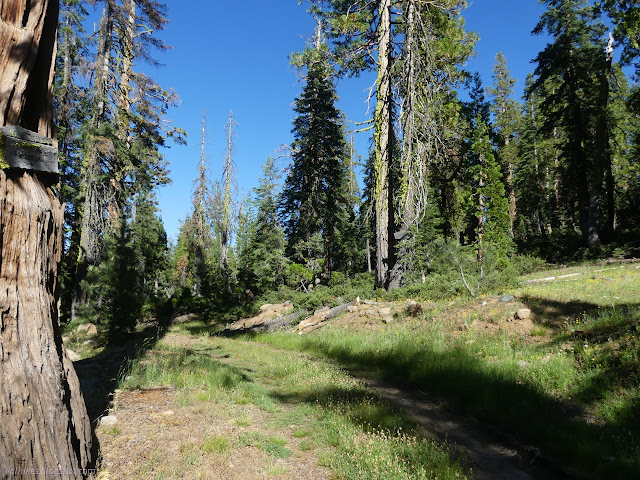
[604,257,640,265]
[222,302,309,335]
[522,272,583,284]
[263,310,308,333]
[298,301,356,334]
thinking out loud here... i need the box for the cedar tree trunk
[0,0,94,476]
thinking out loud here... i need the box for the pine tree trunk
[477,172,485,264]
[0,1,56,138]
[571,102,600,248]
[596,56,614,238]
[0,0,94,475]
[0,171,93,476]
[606,156,616,235]
[374,0,396,290]
[109,0,136,227]
[587,168,603,249]
[504,138,517,237]
[221,111,236,282]
[72,5,113,320]
[552,128,562,231]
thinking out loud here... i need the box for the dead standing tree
[0,0,94,476]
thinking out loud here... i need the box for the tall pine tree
[307,0,474,289]
[487,52,522,237]
[71,0,182,320]
[281,51,352,279]
[240,157,288,295]
[530,0,609,248]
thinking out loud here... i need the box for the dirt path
[95,386,330,480]
[91,332,575,479]
[242,341,576,480]
[352,372,573,480]
[92,334,332,480]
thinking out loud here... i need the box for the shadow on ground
[263,302,640,480]
[73,312,173,424]
[293,341,637,479]
[519,296,602,329]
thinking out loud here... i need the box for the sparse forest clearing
[2,0,640,476]
[63,262,640,479]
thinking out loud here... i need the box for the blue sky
[148,0,560,240]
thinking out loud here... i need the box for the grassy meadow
[253,263,640,478]
[80,261,640,479]
[106,333,469,479]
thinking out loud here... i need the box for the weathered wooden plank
[0,125,58,173]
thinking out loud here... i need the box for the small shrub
[329,271,346,287]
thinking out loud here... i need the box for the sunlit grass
[202,435,231,454]
[252,264,640,478]
[519,264,640,307]
[112,263,638,478]
[265,460,287,475]
[119,328,468,479]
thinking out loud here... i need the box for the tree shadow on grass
[518,296,602,329]
[298,336,639,480]
[273,384,416,434]
[73,308,173,424]
[182,322,225,337]
[523,301,640,421]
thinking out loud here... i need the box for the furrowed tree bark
[374,0,396,290]
[0,0,94,476]
[72,4,113,321]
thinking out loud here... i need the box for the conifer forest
[46,0,639,326]
[1,0,640,478]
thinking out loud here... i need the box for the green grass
[292,427,313,438]
[123,344,247,402]
[334,429,468,480]
[114,261,638,479]
[262,437,293,459]
[101,426,121,436]
[251,263,640,479]
[179,442,202,467]
[202,435,231,454]
[265,460,287,475]
[299,439,316,451]
[232,416,250,427]
[120,331,469,479]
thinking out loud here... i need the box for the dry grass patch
[95,337,332,480]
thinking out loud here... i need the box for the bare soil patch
[95,347,331,480]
